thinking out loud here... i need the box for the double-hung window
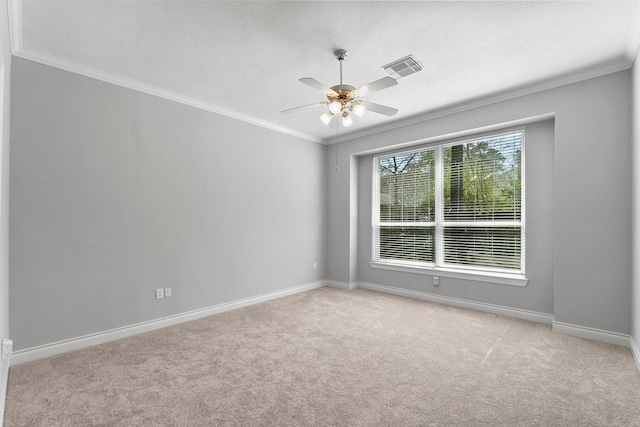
[372,130,524,278]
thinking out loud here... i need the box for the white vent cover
[382,55,423,79]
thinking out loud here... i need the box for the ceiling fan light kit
[320,111,333,125]
[282,49,401,128]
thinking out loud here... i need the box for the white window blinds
[373,130,524,275]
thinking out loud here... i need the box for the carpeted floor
[4,287,640,426]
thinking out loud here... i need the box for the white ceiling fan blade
[361,100,398,117]
[356,77,398,97]
[299,78,337,96]
[281,102,326,114]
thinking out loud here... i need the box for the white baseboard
[552,321,631,348]
[354,281,554,324]
[9,279,639,376]
[325,280,357,290]
[630,337,640,373]
[11,281,325,366]
[355,281,636,352]
[0,342,9,427]
[353,282,639,372]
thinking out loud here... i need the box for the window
[372,130,524,278]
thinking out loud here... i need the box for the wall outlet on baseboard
[164,288,172,298]
[433,276,440,286]
[2,338,13,360]
[313,262,317,270]
[156,288,164,299]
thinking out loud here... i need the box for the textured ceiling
[10,1,640,143]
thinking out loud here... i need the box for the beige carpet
[4,287,640,426]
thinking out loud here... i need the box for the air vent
[382,55,423,79]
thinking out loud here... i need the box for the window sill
[369,261,528,287]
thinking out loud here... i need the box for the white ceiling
[8,0,640,143]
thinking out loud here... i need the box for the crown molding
[7,0,21,54]
[625,0,640,64]
[14,47,324,144]
[7,0,637,147]
[5,0,322,144]
[330,58,633,145]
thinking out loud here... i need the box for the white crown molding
[625,0,640,64]
[6,0,638,147]
[330,59,633,145]
[12,47,323,144]
[3,0,322,145]
[10,280,325,365]
[7,0,21,54]
[4,1,325,144]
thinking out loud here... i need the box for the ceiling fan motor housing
[334,49,348,61]
[328,85,356,109]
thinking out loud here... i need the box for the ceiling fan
[281,49,399,128]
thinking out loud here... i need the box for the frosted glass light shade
[320,111,334,125]
[352,103,366,117]
[329,102,342,114]
[342,113,353,127]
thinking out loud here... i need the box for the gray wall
[633,56,640,347]
[0,0,11,352]
[9,58,327,351]
[6,55,636,350]
[328,70,632,335]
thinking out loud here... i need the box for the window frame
[371,128,527,287]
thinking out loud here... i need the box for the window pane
[373,130,524,274]
[379,150,436,222]
[378,226,435,263]
[443,133,522,221]
[443,226,521,270]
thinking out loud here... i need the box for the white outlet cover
[2,338,13,359]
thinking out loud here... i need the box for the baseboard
[355,282,636,350]
[325,280,357,290]
[630,337,640,373]
[0,343,9,427]
[11,281,325,366]
[552,321,631,348]
[9,279,638,374]
[354,281,554,324]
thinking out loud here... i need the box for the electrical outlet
[2,338,13,360]
[164,287,172,298]
[313,262,317,270]
[155,288,164,299]
[433,276,440,286]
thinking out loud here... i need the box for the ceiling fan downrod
[334,49,348,85]
[326,49,359,126]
